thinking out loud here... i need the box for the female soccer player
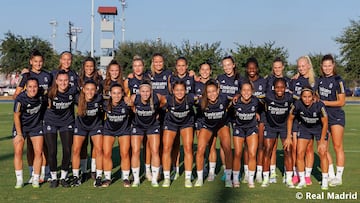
[13,77,44,188]
[44,70,77,188]
[232,81,259,188]
[317,54,346,186]
[195,79,233,188]
[129,80,166,187]
[284,87,329,190]
[102,84,132,187]
[261,78,294,188]
[124,55,145,96]
[162,81,195,188]
[71,80,104,187]
[51,51,79,87]
[102,60,124,99]
[290,56,317,186]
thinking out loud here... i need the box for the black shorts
[131,124,161,136]
[232,125,258,138]
[264,126,286,139]
[12,125,44,138]
[44,123,74,134]
[103,127,131,137]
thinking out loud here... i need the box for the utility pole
[120,0,127,43]
[91,0,94,57]
[49,20,57,51]
[67,21,73,53]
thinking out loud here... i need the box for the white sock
[185,171,191,180]
[209,162,216,174]
[145,164,151,173]
[197,170,203,180]
[225,169,232,181]
[248,171,255,184]
[299,171,305,184]
[60,170,67,180]
[256,165,263,174]
[151,166,159,183]
[51,171,57,180]
[80,159,87,173]
[91,158,96,173]
[132,167,140,183]
[122,170,130,180]
[305,167,312,178]
[104,171,111,180]
[96,169,102,178]
[322,173,329,187]
[263,171,270,180]
[244,165,249,176]
[164,171,171,179]
[270,165,276,175]
[15,170,23,182]
[286,171,293,182]
[33,174,40,182]
[328,164,335,179]
[336,166,344,180]
[176,166,179,174]
[40,166,45,177]
[73,169,79,178]
[233,171,240,182]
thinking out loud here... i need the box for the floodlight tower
[71,27,83,52]
[49,20,58,51]
[120,0,127,43]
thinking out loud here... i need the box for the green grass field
[0,103,359,203]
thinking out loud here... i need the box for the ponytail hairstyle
[79,57,102,87]
[103,59,124,95]
[297,55,316,88]
[57,51,72,69]
[139,79,155,112]
[77,80,97,117]
[150,53,164,77]
[201,79,219,111]
[174,56,188,77]
[48,70,69,103]
[321,54,337,76]
[107,83,124,112]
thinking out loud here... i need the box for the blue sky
[1,0,359,64]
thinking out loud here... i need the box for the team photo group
[12,50,346,191]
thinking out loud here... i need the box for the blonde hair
[297,55,315,88]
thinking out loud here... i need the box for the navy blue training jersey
[146,69,172,96]
[194,81,205,98]
[128,77,142,95]
[14,92,44,132]
[252,77,267,99]
[233,95,259,128]
[290,100,327,131]
[169,73,195,94]
[18,70,52,95]
[201,94,229,130]
[103,99,132,131]
[216,74,243,99]
[318,75,345,106]
[76,94,103,130]
[51,69,79,87]
[290,76,318,100]
[164,94,195,125]
[264,92,294,129]
[265,75,290,94]
[44,85,78,127]
[132,94,160,128]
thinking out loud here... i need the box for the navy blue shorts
[264,126,286,139]
[259,111,266,124]
[327,110,345,127]
[44,123,74,134]
[292,118,299,133]
[163,121,193,132]
[194,117,204,131]
[103,127,131,137]
[232,125,258,138]
[74,124,103,137]
[12,125,44,138]
[297,127,328,141]
[131,124,161,136]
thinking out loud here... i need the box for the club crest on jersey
[186,80,190,85]
[186,104,189,110]
[163,75,167,80]
[74,128,78,133]
[132,128,136,134]
[220,104,224,109]
[235,129,240,135]
[121,108,125,114]
[313,112,317,117]
[44,77,48,83]
[47,126,51,131]
[251,106,255,111]
[70,76,74,81]
[95,103,98,108]
[285,102,288,107]
[69,95,73,100]
[329,83,333,89]
[234,80,238,85]
[259,85,263,91]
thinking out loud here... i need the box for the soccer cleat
[261,178,270,187]
[184,179,192,188]
[295,182,307,189]
[286,179,295,188]
[292,176,299,184]
[123,179,131,188]
[14,180,23,189]
[49,179,59,188]
[194,179,203,187]
[60,179,70,188]
[81,173,88,183]
[162,178,171,188]
[225,180,233,188]
[131,181,140,187]
[248,183,255,188]
[241,175,249,184]
[72,176,82,187]
[321,185,329,190]
[27,176,33,184]
[146,171,152,181]
[255,174,263,183]
[151,180,159,187]
[94,177,102,187]
[32,179,40,188]
[207,173,215,182]
[101,179,111,188]
[233,180,240,188]
[269,173,277,183]
[305,177,312,185]
[329,178,342,186]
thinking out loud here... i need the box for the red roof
[98,6,118,15]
